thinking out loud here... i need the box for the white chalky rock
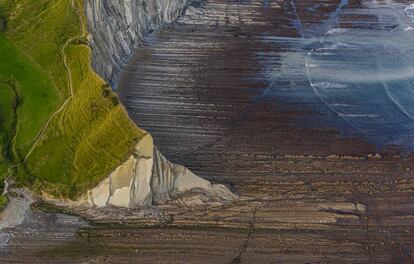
[89,134,237,208]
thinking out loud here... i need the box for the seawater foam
[338,114,379,118]
[326,28,349,35]
[311,81,349,89]
[405,4,414,18]
[405,4,414,31]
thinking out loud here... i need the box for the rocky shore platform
[2,0,414,263]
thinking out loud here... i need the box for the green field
[0,0,145,198]
[0,35,59,160]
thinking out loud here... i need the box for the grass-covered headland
[0,0,145,199]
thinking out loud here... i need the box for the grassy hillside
[0,0,145,198]
[0,81,16,176]
[0,35,59,166]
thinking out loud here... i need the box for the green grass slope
[0,0,145,198]
[0,81,15,176]
[0,35,59,158]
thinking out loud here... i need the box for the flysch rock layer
[85,0,194,86]
[84,0,235,209]
[88,134,237,209]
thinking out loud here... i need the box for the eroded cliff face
[85,0,193,85]
[88,134,236,208]
[84,0,235,209]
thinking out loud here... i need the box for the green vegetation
[0,19,5,32]
[0,35,59,158]
[0,80,17,189]
[0,0,144,199]
[0,194,7,210]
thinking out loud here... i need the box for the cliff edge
[85,0,235,208]
[85,0,192,86]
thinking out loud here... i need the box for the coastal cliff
[0,0,234,217]
[84,0,235,209]
[85,0,193,86]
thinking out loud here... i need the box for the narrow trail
[24,36,76,161]
[1,0,85,190]
[23,0,84,162]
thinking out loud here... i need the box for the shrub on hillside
[0,194,8,211]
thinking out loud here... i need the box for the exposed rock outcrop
[84,0,235,209]
[85,0,193,86]
[88,134,236,208]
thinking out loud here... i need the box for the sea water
[260,0,414,151]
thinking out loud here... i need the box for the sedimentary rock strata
[83,0,237,208]
[88,134,236,208]
[85,0,193,85]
